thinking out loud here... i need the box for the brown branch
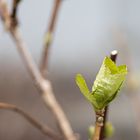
[93,123,102,140]
[40,0,62,78]
[99,50,118,140]
[11,0,22,28]
[0,0,10,28]
[0,1,76,140]
[10,15,76,140]
[0,102,62,140]
[93,110,104,140]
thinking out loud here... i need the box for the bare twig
[0,102,62,140]
[11,0,22,27]
[110,50,118,62]
[0,0,10,28]
[10,14,76,140]
[40,0,62,77]
[99,50,118,140]
[0,1,76,140]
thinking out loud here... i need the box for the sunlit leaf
[75,57,127,111]
[75,74,93,102]
[91,57,127,110]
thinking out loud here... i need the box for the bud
[75,57,127,110]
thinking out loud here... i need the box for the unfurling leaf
[75,57,127,111]
[75,74,93,103]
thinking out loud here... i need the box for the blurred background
[0,0,140,139]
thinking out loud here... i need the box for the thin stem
[11,0,21,27]
[99,50,118,140]
[40,0,62,78]
[10,22,76,140]
[94,122,102,140]
[0,0,11,28]
[10,28,45,90]
[0,2,76,140]
[93,110,104,140]
[0,102,62,140]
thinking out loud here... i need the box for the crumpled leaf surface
[75,57,127,110]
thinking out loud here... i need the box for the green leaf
[91,57,127,110]
[75,74,93,102]
[75,57,127,111]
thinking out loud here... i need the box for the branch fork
[0,0,76,140]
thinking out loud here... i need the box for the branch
[11,0,22,28]
[10,14,76,140]
[93,110,104,140]
[0,0,10,28]
[40,0,62,77]
[0,1,76,140]
[110,50,118,62]
[0,102,62,140]
[99,50,118,140]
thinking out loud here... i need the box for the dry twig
[0,102,62,140]
[0,1,76,140]
[11,0,22,27]
[40,0,62,77]
[0,0,10,28]
[10,28,76,140]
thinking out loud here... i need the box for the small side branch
[0,0,11,28]
[0,102,62,140]
[11,0,22,27]
[40,0,62,77]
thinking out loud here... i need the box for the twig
[93,110,104,140]
[40,0,62,77]
[11,0,22,27]
[0,102,62,140]
[0,1,76,140]
[0,0,10,28]
[99,50,118,140]
[10,13,76,140]
[110,50,118,63]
